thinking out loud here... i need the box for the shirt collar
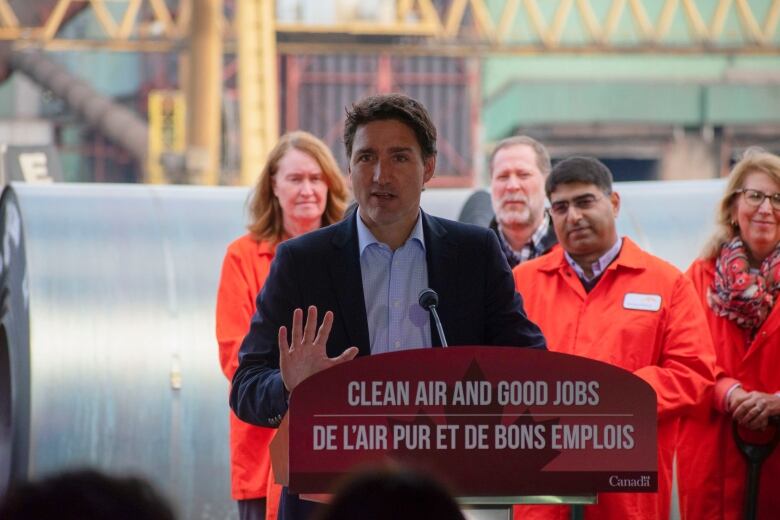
[356,209,426,254]
[528,212,551,251]
[499,212,551,252]
[564,237,623,282]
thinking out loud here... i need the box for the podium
[271,347,657,518]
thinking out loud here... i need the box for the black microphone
[418,288,448,348]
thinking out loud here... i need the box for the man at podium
[230,93,547,520]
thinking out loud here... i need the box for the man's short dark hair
[488,135,551,176]
[344,93,437,161]
[317,466,465,520]
[0,469,176,520]
[545,156,613,198]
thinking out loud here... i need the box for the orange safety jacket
[512,238,715,520]
[216,234,281,517]
[676,258,780,520]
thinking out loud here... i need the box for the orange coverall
[216,234,281,519]
[512,238,715,520]
[676,258,780,520]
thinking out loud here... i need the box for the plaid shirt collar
[493,211,557,268]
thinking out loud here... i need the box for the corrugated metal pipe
[9,49,148,164]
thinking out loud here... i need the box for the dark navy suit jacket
[230,211,546,428]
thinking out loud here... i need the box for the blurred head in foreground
[317,465,465,520]
[0,468,176,520]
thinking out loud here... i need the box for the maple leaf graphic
[384,357,561,495]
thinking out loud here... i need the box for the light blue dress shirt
[356,211,432,354]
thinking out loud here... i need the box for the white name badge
[623,293,662,312]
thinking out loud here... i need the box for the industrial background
[1,0,779,187]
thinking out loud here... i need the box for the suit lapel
[329,213,371,356]
[423,213,458,347]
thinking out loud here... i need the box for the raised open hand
[278,305,359,393]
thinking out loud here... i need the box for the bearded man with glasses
[511,156,716,520]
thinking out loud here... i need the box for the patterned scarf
[708,237,780,330]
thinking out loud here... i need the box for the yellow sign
[148,90,186,184]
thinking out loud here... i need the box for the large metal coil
[0,180,723,518]
[0,183,248,518]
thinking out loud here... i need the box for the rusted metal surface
[280,53,478,186]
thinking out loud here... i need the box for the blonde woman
[677,149,780,520]
[216,131,348,520]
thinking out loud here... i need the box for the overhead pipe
[9,49,148,164]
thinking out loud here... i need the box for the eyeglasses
[734,189,780,210]
[550,193,604,216]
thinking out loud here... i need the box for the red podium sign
[286,347,657,496]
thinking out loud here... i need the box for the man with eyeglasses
[488,136,558,267]
[511,157,716,520]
